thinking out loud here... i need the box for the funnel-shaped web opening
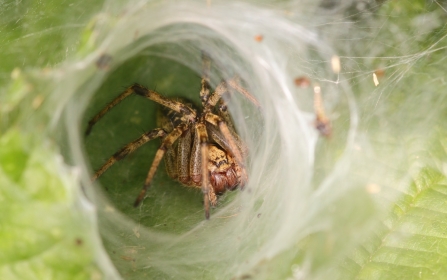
[4,0,447,279]
[62,1,365,279]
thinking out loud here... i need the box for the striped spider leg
[85,83,196,136]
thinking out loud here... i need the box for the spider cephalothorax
[86,54,259,219]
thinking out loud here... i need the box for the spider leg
[165,146,178,179]
[198,52,259,109]
[134,124,187,207]
[131,84,197,122]
[204,113,243,166]
[200,51,211,106]
[85,84,196,135]
[195,123,217,220]
[226,77,261,108]
[91,128,166,181]
[204,77,260,111]
[206,122,248,160]
[86,87,134,135]
[204,80,228,110]
[204,112,248,186]
[201,140,210,220]
[177,128,192,184]
[217,98,235,130]
[216,98,248,157]
[156,108,178,180]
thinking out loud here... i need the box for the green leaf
[0,129,103,280]
[340,168,447,279]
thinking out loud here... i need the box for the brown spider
[86,54,259,219]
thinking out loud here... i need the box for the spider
[86,54,259,219]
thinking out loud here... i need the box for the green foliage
[0,129,102,280]
[339,166,447,279]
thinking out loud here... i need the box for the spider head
[207,145,245,195]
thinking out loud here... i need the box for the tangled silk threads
[72,0,378,279]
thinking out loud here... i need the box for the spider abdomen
[210,167,239,194]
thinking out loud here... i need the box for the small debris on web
[373,69,384,86]
[294,76,311,88]
[96,53,113,70]
[373,73,379,86]
[331,55,341,74]
[314,84,332,138]
[254,34,264,42]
